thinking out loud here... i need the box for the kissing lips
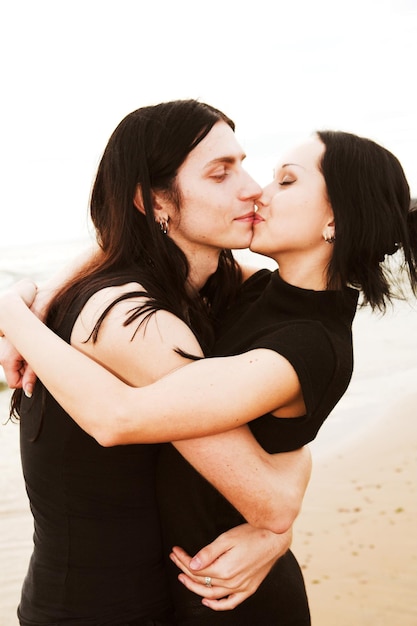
[252,214,265,225]
[234,211,257,223]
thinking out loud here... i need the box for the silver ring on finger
[204,576,212,588]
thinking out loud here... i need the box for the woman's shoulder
[236,268,274,305]
[239,264,272,283]
[240,267,273,290]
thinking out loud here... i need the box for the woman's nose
[256,184,272,209]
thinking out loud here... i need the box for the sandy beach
[0,386,32,626]
[293,392,417,626]
[0,279,416,625]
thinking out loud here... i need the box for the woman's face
[250,136,334,262]
[165,121,262,257]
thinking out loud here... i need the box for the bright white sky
[1,0,417,247]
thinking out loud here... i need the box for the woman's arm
[0,286,302,445]
[63,285,311,607]
[0,283,310,533]
[67,282,310,532]
[1,249,248,391]
[0,282,310,609]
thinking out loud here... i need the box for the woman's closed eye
[278,175,295,186]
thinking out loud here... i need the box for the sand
[292,392,417,625]
[0,387,32,626]
[0,299,416,625]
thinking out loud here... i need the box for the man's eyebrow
[204,154,246,169]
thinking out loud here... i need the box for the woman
[153,132,417,624]
[1,128,416,625]
[0,101,312,626]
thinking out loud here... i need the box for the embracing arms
[0,290,303,446]
[0,283,308,531]
[0,282,311,608]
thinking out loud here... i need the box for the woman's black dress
[157,269,358,625]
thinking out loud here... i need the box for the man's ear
[133,185,170,227]
[133,186,167,213]
[133,185,146,215]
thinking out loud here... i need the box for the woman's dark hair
[317,130,417,310]
[10,100,242,421]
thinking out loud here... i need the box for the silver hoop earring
[158,217,169,235]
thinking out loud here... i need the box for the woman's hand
[0,280,38,395]
[0,338,32,390]
[0,246,99,392]
[169,523,292,611]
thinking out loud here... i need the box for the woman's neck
[275,251,331,291]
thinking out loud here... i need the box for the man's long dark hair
[11,100,242,420]
[52,100,242,347]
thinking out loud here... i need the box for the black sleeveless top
[18,274,174,625]
[156,270,358,625]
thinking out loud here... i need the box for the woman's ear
[323,216,336,243]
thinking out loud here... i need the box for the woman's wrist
[0,292,20,336]
[0,281,37,336]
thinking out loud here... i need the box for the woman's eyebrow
[282,162,306,170]
[273,162,306,177]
